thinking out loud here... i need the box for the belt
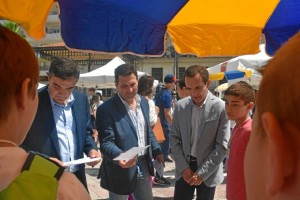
[190,155,197,162]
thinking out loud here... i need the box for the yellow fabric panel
[0,0,54,39]
[167,0,279,56]
[238,68,253,78]
[244,69,253,78]
[209,73,225,81]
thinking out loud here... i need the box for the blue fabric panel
[225,70,245,80]
[58,0,187,55]
[263,0,300,55]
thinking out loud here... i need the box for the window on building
[152,68,163,82]
[47,27,60,34]
[49,4,59,15]
[101,89,116,98]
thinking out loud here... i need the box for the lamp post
[167,46,178,78]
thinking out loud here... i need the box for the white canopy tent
[227,44,272,68]
[208,44,271,88]
[38,83,46,89]
[77,56,146,89]
[208,45,272,98]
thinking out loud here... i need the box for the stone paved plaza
[85,158,226,200]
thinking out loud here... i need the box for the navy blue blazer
[22,86,97,185]
[96,94,162,194]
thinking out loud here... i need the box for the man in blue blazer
[22,57,100,189]
[96,64,164,200]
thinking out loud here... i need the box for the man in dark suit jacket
[96,64,164,200]
[22,57,100,189]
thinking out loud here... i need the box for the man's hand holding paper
[118,156,137,168]
[113,145,150,161]
[86,149,101,167]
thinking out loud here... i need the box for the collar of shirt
[232,117,251,133]
[190,91,209,108]
[118,93,141,110]
[48,89,75,108]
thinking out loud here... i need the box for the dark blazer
[96,94,162,195]
[22,86,97,186]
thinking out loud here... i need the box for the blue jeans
[109,159,153,200]
[160,124,171,160]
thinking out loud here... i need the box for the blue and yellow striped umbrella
[0,0,299,57]
[208,60,254,81]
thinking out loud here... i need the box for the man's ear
[247,102,255,111]
[206,80,211,88]
[261,112,294,197]
[16,78,31,109]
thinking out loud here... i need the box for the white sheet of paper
[113,145,150,161]
[63,157,102,166]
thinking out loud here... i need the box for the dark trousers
[174,156,215,200]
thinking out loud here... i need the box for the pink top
[226,118,252,200]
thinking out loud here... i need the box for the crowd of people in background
[2,24,300,200]
[88,87,104,144]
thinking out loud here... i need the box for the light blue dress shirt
[49,91,78,172]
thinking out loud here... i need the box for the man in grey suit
[170,65,230,200]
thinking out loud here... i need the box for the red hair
[0,26,39,122]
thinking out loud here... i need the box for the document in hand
[63,157,102,166]
[113,145,150,161]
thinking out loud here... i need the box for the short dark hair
[114,64,138,83]
[184,65,209,84]
[95,92,103,100]
[90,94,100,104]
[49,57,80,80]
[177,79,186,89]
[224,81,255,104]
[138,75,154,96]
[89,87,96,92]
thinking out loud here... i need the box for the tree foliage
[0,19,26,38]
